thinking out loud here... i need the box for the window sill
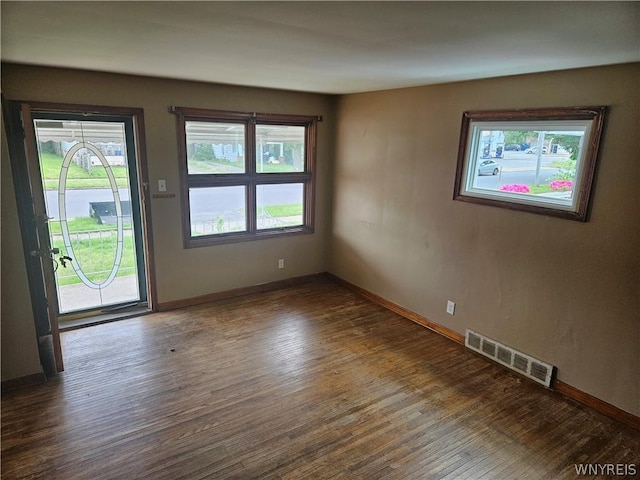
[184,225,314,248]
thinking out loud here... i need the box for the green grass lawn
[49,216,136,286]
[262,204,303,217]
[187,158,245,174]
[257,163,300,173]
[188,157,300,174]
[52,231,137,286]
[40,152,130,189]
[48,216,132,234]
[528,185,554,194]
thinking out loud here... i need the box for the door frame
[3,99,157,374]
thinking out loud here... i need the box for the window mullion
[254,173,311,185]
[187,174,247,188]
[246,119,257,232]
[247,119,256,175]
[246,179,257,233]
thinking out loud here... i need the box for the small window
[256,125,305,173]
[186,121,245,174]
[453,107,606,221]
[174,107,319,247]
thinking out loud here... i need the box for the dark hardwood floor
[2,279,638,479]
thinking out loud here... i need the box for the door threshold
[59,306,152,331]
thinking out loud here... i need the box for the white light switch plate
[446,300,456,315]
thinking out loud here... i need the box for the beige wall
[330,63,640,416]
[1,64,335,381]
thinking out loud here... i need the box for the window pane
[257,183,304,230]
[186,121,245,174]
[189,186,246,235]
[256,125,305,173]
[466,124,588,209]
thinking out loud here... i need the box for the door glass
[34,119,142,314]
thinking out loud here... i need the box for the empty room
[1,2,639,479]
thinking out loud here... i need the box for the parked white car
[526,146,548,154]
[477,160,500,176]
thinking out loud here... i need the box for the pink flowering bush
[499,184,530,193]
[549,180,573,191]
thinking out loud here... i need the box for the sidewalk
[57,275,139,314]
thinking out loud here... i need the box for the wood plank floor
[2,278,639,479]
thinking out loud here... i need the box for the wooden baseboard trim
[1,372,46,393]
[157,272,328,312]
[554,380,640,431]
[327,273,640,431]
[327,273,465,345]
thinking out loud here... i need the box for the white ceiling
[2,1,639,94]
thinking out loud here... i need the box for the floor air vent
[465,329,555,387]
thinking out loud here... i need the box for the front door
[4,101,154,374]
[30,112,149,315]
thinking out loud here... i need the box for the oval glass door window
[59,142,124,289]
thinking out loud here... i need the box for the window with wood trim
[173,107,319,247]
[453,107,606,221]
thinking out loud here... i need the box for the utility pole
[534,132,545,186]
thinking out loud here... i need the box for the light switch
[446,300,456,315]
[158,179,167,192]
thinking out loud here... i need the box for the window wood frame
[453,106,606,221]
[173,107,318,247]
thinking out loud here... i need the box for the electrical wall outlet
[446,300,456,315]
[278,259,285,269]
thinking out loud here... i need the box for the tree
[504,130,536,145]
[192,144,217,162]
[548,134,582,181]
[548,134,580,161]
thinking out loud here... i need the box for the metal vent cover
[497,346,512,364]
[530,361,551,383]
[513,354,529,372]
[468,331,482,350]
[465,329,555,387]
[481,340,496,357]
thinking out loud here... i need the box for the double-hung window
[174,107,319,247]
